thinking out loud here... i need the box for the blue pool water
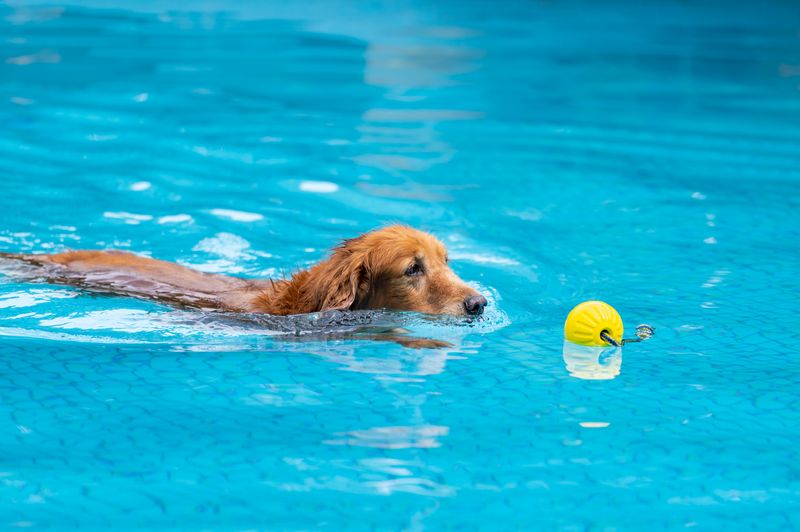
[2,0,800,528]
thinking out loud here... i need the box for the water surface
[1,0,799,528]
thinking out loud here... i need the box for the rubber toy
[564,300,624,347]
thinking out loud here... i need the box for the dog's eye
[405,262,423,277]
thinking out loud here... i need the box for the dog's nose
[464,294,488,315]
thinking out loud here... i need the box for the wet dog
[2,225,487,321]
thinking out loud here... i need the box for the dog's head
[303,225,487,316]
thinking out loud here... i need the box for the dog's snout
[464,294,488,315]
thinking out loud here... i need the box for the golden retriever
[4,225,487,319]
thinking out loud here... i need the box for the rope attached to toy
[599,324,655,347]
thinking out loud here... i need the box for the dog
[1,226,487,321]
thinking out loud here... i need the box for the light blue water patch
[1,0,800,528]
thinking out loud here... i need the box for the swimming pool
[1,0,799,528]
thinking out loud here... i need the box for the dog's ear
[304,241,368,312]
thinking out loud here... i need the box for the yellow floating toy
[564,300,624,347]
[564,301,654,347]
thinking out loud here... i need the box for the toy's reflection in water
[562,342,622,380]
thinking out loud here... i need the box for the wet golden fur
[8,225,484,317]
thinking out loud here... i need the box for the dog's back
[0,250,266,311]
